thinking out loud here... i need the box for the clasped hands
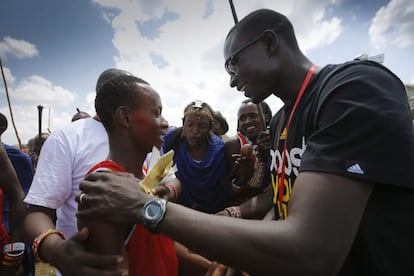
[77,170,161,225]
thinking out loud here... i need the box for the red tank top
[86,160,178,276]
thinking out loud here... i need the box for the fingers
[83,170,132,183]
[79,179,103,194]
[76,191,93,206]
[79,193,86,204]
[208,262,227,276]
[71,227,89,243]
[76,206,97,220]
[79,254,124,270]
[151,186,168,198]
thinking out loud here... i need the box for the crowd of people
[0,7,413,276]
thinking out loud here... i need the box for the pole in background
[35,105,44,155]
[228,0,239,23]
[0,56,23,149]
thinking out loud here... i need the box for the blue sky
[1,0,413,146]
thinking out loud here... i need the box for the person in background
[31,132,50,170]
[160,100,251,214]
[78,8,414,276]
[212,100,273,275]
[23,68,131,275]
[78,74,178,275]
[211,111,229,141]
[0,113,35,275]
[222,99,272,210]
[0,135,26,275]
[71,108,91,122]
[26,138,36,169]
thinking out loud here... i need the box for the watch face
[147,203,161,219]
[142,198,167,233]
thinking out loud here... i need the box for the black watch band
[142,198,167,234]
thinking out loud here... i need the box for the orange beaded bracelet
[32,228,65,262]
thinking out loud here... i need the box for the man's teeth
[241,84,247,91]
[247,126,255,130]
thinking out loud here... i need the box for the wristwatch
[142,198,167,234]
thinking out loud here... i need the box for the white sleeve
[24,130,74,209]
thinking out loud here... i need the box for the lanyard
[275,64,317,217]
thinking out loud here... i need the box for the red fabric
[127,225,178,276]
[86,160,178,276]
[87,160,127,174]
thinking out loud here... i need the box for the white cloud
[11,75,75,106]
[0,66,16,85]
[0,36,39,59]
[91,0,341,133]
[279,1,343,52]
[369,0,414,49]
[0,64,77,145]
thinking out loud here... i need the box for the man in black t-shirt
[76,9,414,276]
[268,59,414,275]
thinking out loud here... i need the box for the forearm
[238,191,273,219]
[78,218,126,255]
[24,209,65,265]
[78,218,128,270]
[5,183,26,242]
[0,144,26,241]
[158,202,296,275]
[24,207,56,244]
[7,201,26,242]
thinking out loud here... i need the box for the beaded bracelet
[225,206,242,218]
[2,242,25,267]
[164,183,178,202]
[32,228,65,262]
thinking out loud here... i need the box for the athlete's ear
[115,106,130,128]
[262,29,279,56]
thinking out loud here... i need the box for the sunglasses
[224,28,282,75]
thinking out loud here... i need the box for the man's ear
[262,30,279,55]
[115,106,130,128]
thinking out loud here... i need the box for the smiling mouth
[247,126,256,131]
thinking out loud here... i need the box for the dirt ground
[35,261,55,276]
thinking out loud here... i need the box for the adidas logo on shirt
[347,163,364,175]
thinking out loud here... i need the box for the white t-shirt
[24,117,109,239]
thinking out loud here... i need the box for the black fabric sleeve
[300,62,414,188]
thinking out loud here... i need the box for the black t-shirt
[269,60,414,275]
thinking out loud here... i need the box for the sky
[1,0,413,146]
